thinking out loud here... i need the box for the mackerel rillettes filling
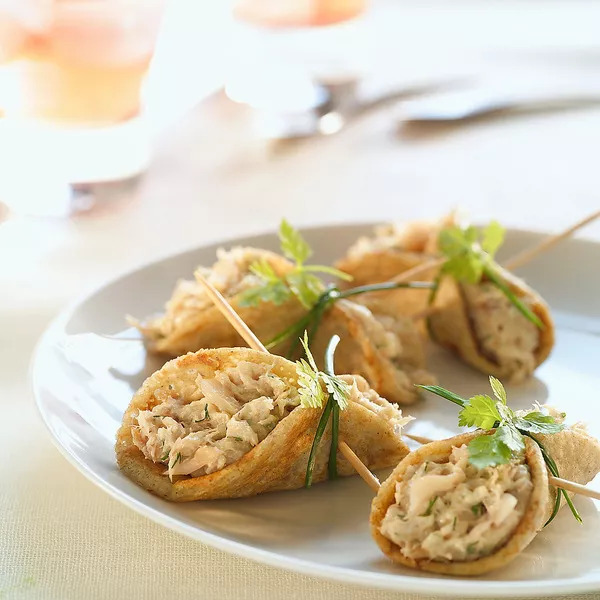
[133,247,286,342]
[461,282,539,382]
[341,300,436,386]
[132,361,413,480]
[379,445,533,562]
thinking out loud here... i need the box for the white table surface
[3,2,600,598]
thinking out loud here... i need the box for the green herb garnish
[471,503,484,516]
[434,222,543,328]
[466,543,477,555]
[422,496,438,516]
[300,333,351,487]
[194,405,210,423]
[169,452,182,468]
[417,377,579,524]
[237,219,434,358]
[239,220,351,309]
[268,281,433,359]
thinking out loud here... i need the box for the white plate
[32,224,600,597]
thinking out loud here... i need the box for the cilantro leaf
[489,375,507,404]
[285,271,323,309]
[239,220,352,311]
[296,358,326,409]
[481,221,505,257]
[238,279,291,307]
[514,412,565,434]
[496,423,525,454]
[297,332,350,411]
[436,222,543,330]
[458,395,501,429]
[467,432,512,469]
[322,373,350,411]
[280,219,311,264]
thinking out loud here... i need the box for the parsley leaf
[496,423,525,454]
[239,220,352,309]
[280,219,311,264]
[481,221,505,256]
[435,222,543,329]
[489,376,507,405]
[467,432,512,468]
[458,395,501,429]
[514,412,565,434]
[296,332,349,411]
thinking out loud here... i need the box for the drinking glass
[0,0,165,214]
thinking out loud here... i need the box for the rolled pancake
[116,347,411,501]
[371,427,600,576]
[131,247,307,357]
[310,299,436,405]
[427,268,554,382]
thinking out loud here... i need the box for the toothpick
[548,476,600,501]
[504,210,600,271]
[196,272,381,490]
[389,257,445,285]
[196,274,268,353]
[338,441,381,492]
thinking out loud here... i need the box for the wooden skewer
[196,272,380,490]
[338,441,381,492]
[548,476,600,501]
[197,274,269,353]
[503,210,600,271]
[389,257,445,285]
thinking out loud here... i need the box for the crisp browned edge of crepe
[427,267,555,380]
[116,347,410,502]
[136,249,307,358]
[370,431,549,576]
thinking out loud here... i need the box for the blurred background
[1,0,600,320]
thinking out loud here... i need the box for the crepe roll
[131,247,307,357]
[427,269,554,382]
[334,215,455,317]
[116,347,412,501]
[371,426,600,576]
[311,300,436,405]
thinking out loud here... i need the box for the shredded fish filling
[131,361,300,479]
[346,217,454,260]
[380,445,533,562]
[136,247,285,341]
[462,282,539,382]
[342,301,435,385]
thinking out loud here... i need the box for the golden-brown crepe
[130,244,434,404]
[130,247,308,357]
[116,347,412,501]
[371,426,600,576]
[312,300,436,405]
[427,268,554,382]
[335,215,455,317]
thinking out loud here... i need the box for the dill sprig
[417,377,579,524]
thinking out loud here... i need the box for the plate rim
[30,222,600,598]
